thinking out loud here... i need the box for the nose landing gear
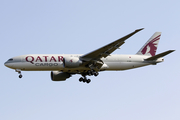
[15,69,23,78]
[19,74,22,78]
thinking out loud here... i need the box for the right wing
[80,28,144,61]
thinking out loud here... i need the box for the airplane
[4,28,175,83]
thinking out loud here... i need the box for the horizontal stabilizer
[145,50,175,61]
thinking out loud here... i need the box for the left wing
[80,28,144,61]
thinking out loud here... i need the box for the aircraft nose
[4,61,8,67]
[4,61,14,68]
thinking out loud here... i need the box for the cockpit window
[8,58,13,61]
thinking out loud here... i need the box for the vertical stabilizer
[136,32,161,56]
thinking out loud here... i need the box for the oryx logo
[141,35,160,56]
[70,59,73,63]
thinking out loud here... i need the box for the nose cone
[4,61,14,68]
[4,61,7,67]
[4,61,9,67]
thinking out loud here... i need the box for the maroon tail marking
[141,35,161,56]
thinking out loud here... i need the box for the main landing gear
[15,69,23,78]
[79,70,99,84]
[79,76,91,83]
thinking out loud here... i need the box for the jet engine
[63,57,82,68]
[51,71,71,81]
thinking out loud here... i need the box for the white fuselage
[3,29,173,83]
[4,54,163,72]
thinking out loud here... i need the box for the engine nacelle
[51,71,71,81]
[63,57,82,68]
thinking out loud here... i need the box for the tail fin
[136,32,161,56]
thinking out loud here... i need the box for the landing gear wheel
[86,79,91,83]
[90,71,94,75]
[79,77,83,82]
[19,75,22,78]
[79,74,91,84]
[15,69,23,79]
[87,71,91,76]
[83,79,86,83]
[94,72,99,76]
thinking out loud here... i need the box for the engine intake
[63,57,82,68]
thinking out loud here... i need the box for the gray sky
[0,0,179,120]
